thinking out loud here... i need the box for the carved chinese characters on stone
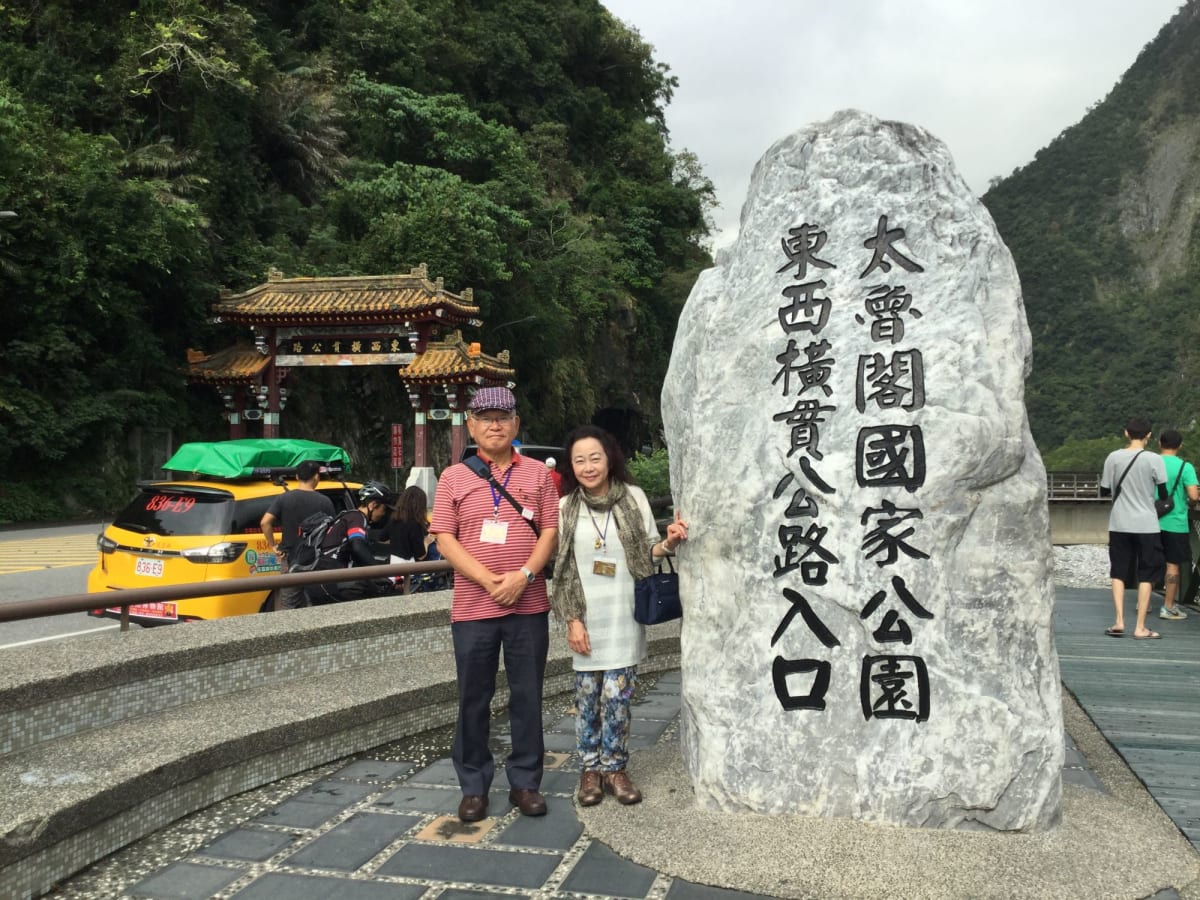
[769,215,933,717]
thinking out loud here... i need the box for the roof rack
[162,439,351,480]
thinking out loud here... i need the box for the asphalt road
[0,521,121,649]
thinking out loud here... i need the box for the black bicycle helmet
[358,481,396,508]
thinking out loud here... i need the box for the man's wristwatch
[520,566,535,584]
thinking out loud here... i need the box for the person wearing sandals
[551,425,689,807]
[1100,417,1169,640]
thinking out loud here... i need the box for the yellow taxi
[87,439,359,625]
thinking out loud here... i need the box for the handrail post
[120,604,130,632]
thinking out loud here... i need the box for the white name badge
[592,556,618,578]
[480,518,509,545]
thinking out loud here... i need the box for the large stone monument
[662,110,1063,831]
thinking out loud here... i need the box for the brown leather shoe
[577,770,603,807]
[602,771,642,805]
[457,794,488,822]
[508,788,548,816]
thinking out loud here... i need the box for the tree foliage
[627,447,670,499]
[0,0,713,515]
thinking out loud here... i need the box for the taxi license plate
[135,557,164,578]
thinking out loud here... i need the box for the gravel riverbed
[1052,544,1113,588]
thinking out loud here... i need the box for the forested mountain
[984,0,1199,454]
[0,0,713,518]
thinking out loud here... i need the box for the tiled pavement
[62,663,1132,900]
[1054,587,1200,849]
[59,671,769,899]
[49,585,1200,900]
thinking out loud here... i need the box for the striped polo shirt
[431,453,559,622]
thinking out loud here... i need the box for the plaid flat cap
[469,386,516,412]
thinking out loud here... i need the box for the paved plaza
[46,587,1200,899]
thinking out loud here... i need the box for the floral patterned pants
[575,666,637,772]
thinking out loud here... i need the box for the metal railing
[1047,472,1104,501]
[0,560,454,631]
[0,480,1140,632]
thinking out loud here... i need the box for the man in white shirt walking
[1100,417,1169,639]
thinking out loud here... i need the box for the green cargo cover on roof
[162,439,352,479]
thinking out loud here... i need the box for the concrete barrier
[1047,500,1110,545]
[0,592,681,899]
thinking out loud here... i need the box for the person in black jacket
[387,486,436,593]
[260,461,336,609]
[388,486,432,561]
[306,481,396,605]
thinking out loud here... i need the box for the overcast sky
[602,0,1185,249]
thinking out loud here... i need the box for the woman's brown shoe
[602,771,642,805]
[577,770,603,807]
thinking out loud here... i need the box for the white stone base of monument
[663,109,1062,832]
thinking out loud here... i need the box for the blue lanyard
[489,465,515,518]
[586,505,612,550]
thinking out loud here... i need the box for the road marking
[0,533,99,575]
[0,624,120,649]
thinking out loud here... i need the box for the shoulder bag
[1156,462,1184,518]
[634,555,682,625]
[462,455,540,536]
[461,455,554,578]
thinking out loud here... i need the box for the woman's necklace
[585,504,612,551]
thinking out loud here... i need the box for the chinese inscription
[770,216,932,721]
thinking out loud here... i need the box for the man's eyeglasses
[472,413,515,425]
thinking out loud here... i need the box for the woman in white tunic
[551,426,688,806]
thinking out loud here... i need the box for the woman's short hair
[559,425,631,494]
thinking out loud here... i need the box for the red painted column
[231,388,246,439]
[413,412,428,467]
[450,409,466,463]
[263,336,281,438]
[411,386,429,468]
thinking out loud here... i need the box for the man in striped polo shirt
[431,386,559,822]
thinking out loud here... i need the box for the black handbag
[634,556,682,625]
[1156,465,1184,518]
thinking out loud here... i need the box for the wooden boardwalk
[1055,585,1200,848]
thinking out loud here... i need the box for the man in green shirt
[1157,429,1199,620]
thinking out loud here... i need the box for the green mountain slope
[984,0,1200,451]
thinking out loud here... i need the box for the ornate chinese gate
[186,265,515,487]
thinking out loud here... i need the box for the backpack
[289,511,344,572]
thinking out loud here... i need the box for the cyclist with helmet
[306,480,397,605]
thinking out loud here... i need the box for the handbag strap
[1168,461,1185,499]
[653,554,676,574]
[462,456,540,537]
[1113,450,1144,500]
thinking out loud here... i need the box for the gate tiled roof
[213,265,480,327]
[186,345,271,385]
[402,331,514,385]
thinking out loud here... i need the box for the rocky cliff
[985,0,1200,449]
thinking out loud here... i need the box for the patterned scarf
[551,479,655,623]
